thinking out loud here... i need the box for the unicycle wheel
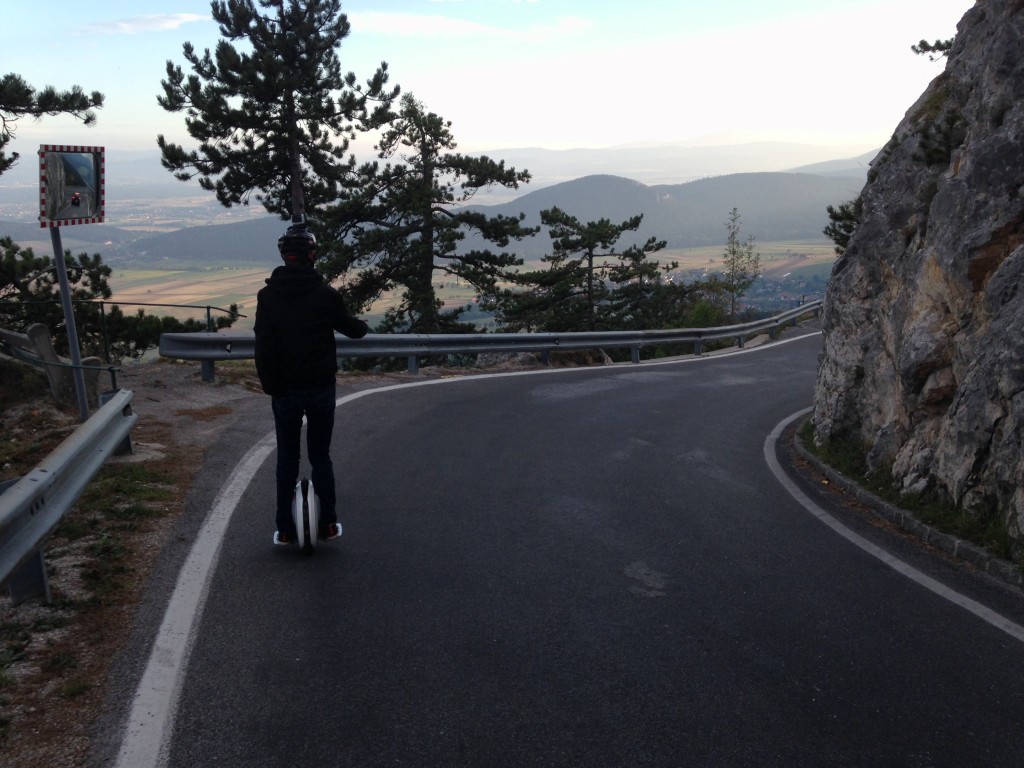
[291,477,320,553]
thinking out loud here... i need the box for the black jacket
[254,264,368,396]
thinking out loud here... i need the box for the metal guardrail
[159,301,823,380]
[0,389,138,604]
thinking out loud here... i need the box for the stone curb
[790,419,1023,591]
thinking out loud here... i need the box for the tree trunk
[285,93,304,220]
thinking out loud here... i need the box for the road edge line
[765,408,1024,645]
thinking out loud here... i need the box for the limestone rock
[812,0,1024,558]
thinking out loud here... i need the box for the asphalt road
[112,333,1024,767]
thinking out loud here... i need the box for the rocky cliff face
[812,0,1024,558]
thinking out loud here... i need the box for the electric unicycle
[291,477,320,553]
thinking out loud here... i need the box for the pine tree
[911,38,954,61]
[604,237,678,330]
[824,197,862,256]
[0,73,104,176]
[156,0,398,219]
[0,237,236,361]
[499,208,658,333]
[318,93,535,333]
[720,207,760,319]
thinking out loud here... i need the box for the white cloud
[349,11,593,43]
[80,14,206,35]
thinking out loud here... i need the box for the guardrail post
[407,355,419,374]
[99,301,112,363]
[631,345,640,364]
[737,335,745,349]
[98,390,135,456]
[693,340,703,356]
[201,360,216,383]
[7,552,50,605]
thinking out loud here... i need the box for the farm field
[109,268,269,328]
[660,240,837,276]
[108,268,462,329]
[517,239,836,276]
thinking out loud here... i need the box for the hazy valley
[0,141,871,327]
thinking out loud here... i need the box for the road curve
[112,333,1024,767]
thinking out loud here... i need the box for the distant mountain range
[88,171,861,267]
[1,172,865,268]
[0,141,873,267]
[0,140,876,200]
[475,142,876,190]
[463,172,864,259]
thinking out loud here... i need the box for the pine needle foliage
[156,0,398,219]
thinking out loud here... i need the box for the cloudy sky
[5,0,969,156]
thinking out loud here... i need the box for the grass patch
[912,500,1013,559]
[31,615,72,633]
[797,421,1014,560]
[107,502,162,523]
[0,647,24,682]
[80,536,131,602]
[0,359,50,410]
[798,420,870,479]
[0,392,78,483]
[80,463,174,506]
[42,651,77,674]
[59,678,91,699]
[53,513,102,543]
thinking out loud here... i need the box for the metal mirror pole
[48,226,90,421]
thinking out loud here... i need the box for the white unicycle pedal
[291,477,320,552]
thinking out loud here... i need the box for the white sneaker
[320,522,342,541]
[273,531,294,546]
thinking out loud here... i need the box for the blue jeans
[271,385,337,535]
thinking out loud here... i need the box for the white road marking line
[115,433,276,768]
[765,408,1024,645]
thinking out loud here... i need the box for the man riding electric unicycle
[254,215,369,552]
